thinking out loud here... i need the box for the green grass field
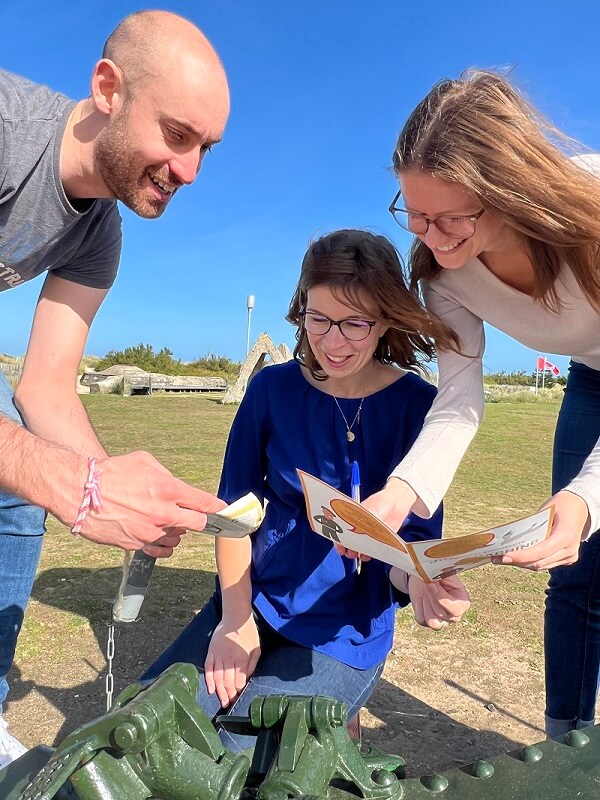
[11,391,563,767]
[30,392,560,648]
[23,394,238,658]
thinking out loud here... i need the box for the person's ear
[90,59,125,116]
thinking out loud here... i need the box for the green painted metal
[2,662,600,800]
[4,663,250,800]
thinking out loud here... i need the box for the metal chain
[105,617,115,712]
[333,395,365,441]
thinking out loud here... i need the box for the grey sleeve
[52,202,122,289]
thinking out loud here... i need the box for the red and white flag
[536,356,560,376]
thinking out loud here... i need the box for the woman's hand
[204,615,261,708]
[334,478,419,561]
[495,491,590,571]
[362,478,418,531]
[408,574,471,630]
[333,544,371,562]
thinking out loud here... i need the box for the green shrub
[94,345,241,382]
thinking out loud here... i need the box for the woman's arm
[564,439,600,537]
[400,571,471,630]
[364,284,486,528]
[498,440,600,571]
[218,372,269,504]
[204,536,260,708]
[205,372,270,706]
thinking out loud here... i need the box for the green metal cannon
[2,661,600,800]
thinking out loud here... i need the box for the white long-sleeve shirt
[390,256,600,532]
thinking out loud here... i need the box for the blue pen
[351,461,362,574]
[351,460,361,503]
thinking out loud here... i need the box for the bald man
[0,11,229,765]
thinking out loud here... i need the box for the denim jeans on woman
[141,592,384,752]
[545,360,600,737]
[0,370,46,711]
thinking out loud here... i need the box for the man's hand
[142,528,185,559]
[75,451,227,552]
[204,616,261,708]
[495,491,590,571]
[407,574,471,630]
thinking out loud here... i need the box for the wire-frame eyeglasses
[389,189,485,239]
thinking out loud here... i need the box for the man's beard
[94,109,167,219]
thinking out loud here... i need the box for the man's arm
[4,274,225,553]
[3,275,107,523]
[0,414,87,525]
[15,274,108,455]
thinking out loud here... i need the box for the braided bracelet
[71,457,103,535]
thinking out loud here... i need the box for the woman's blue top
[218,360,442,669]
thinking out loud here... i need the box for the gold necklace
[333,396,365,442]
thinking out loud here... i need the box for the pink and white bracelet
[71,457,103,535]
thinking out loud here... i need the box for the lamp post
[246,294,255,356]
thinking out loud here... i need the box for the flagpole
[535,355,539,395]
[542,355,546,390]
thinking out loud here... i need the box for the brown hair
[286,229,460,381]
[393,70,600,311]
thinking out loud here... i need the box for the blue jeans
[141,593,384,752]
[545,361,600,737]
[0,371,46,710]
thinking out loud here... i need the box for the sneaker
[0,715,27,770]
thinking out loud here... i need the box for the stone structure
[221,333,292,404]
[278,342,293,361]
[80,365,227,395]
[0,359,23,388]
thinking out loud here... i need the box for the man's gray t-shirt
[0,68,122,293]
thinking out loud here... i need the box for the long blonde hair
[393,70,600,311]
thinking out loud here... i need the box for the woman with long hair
[367,70,600,737]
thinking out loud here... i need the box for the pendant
[346,431,355,442]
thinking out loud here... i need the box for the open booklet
[298,470,554,582]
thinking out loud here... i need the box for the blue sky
[2,0,598,375]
